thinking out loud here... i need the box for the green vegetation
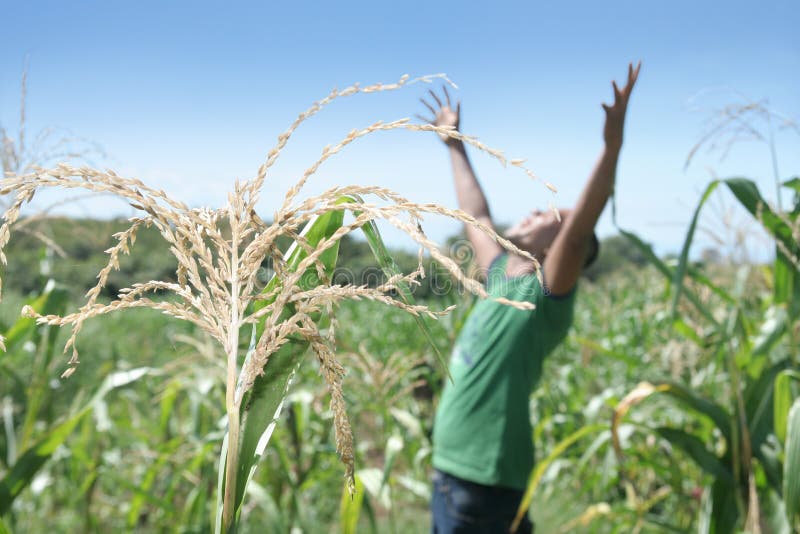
[2,198,797,532]
[0,71,797,532]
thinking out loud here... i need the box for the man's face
[504,208,570,258]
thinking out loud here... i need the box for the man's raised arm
[544,62,641,296]
[419,88,502,272]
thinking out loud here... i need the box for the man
[419,63,640,533]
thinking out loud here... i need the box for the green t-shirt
[432,253,576,490]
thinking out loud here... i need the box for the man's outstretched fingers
[415,113,435,124]
[625,62,642,95]
[443,85,452,107]
[612,80,621,100]
[429,89,443,107]
[420,98,437,116]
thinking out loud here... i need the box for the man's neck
[505,253,540,277]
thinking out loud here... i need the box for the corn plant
[0,74,550,532]
[611,176,800,532]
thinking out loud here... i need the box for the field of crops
[0,183,798,533]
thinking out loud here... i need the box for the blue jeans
[431,469,533,534]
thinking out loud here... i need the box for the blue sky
[1,0,798,257]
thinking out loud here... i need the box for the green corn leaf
[512,424,605,533]
[219,195,449,530]
[352,490,379,534]
[613,381,732,452]
[724,177,800,314]
[617,229,672,279]
[724,178,795,250]
[772,198,799,318]
[745,361,790,451]
[671,181,720,319]
[784,398,800,529]
[654,427,733,484]
[18,329,61,450]
[784,176,800,196]
[665,177,800,326]
[777,177,799,300]
[709,476,740,534]
[339,475,365,534]
[219,204,347,532]
[3,285,70,452]
[696,479,740,534]
[617,229,717,325]
[158,380,181,438]
[659,382,733,445]
[775,370,800,443]
[0,367,151,515]
[2,284,69,355]
[345,197,449,380]
[774,248,800,320]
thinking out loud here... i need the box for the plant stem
[725,306,747,521]
[222,213,242,533]
[222,388,240,532]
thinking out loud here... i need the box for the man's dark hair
[584,233,600,268]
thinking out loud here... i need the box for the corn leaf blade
[220,194,451,529]
[671,181,720,319]
[339,475,365,534]
[775,370,800,442]
[783,398,800,529]
[655,427,733,484]
[512,424,605,533]
[346,198,450,380]
[724,177,796,251]
[617,229,717,325]
[222,204,347,529]
[2,286,69,354]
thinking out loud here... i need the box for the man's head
[505,208,599,268]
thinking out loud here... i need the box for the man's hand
[602,61,641,150]
[418,86,461,146]
[544,61,641,296]
[419,86,501,270]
